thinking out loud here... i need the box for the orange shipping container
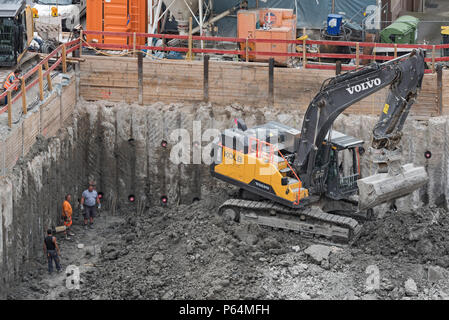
[86,0,147,45]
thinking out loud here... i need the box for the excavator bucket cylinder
[357,163,428,211]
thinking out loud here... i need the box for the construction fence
[2,30,449,176]
[78,30,449,116]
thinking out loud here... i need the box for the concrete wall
[79,56,444,118]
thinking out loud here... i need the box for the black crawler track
[219,199,363,245]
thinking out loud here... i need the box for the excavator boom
[294,49,427,209]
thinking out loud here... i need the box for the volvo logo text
[346,78,381,94]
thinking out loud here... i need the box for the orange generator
[86,0,147,45]
[237,8,297,65]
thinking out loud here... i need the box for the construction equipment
[0,0,34,67]
[237,8,296,65]
[211,49,428,244]
[32,0,86,32]
[86,0,147,45]
[0,1,39,104]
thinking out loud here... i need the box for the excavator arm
[294,49,427,208]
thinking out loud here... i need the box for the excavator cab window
[0,3,27,67]
[326,146,360,200]
[0,18,18,66]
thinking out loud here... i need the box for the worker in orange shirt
[62,194,75,239]
[2,69,21,105]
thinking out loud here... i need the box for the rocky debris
[8,190,449,300]
[408,226,427,241]
[124,234,136,243]
[416,238,433,255]
[404,279,418,297]
[289,264,308,277]
[304,244,333,264]
[380,279,395,292]
[427,266,445,283]
[152,253,165,264]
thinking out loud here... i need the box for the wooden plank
[79,55,441,117]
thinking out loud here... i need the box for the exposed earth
[6,189,449,300]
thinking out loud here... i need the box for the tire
[41,40,57,54]
[218,207,240,223]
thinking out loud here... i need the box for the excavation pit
[1,99,449,299]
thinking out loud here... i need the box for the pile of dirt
[7,190,449,300]
[358,206,449,267]
[69,190,301,300]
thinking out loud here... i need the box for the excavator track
[219,199,362,245]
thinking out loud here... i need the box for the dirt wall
[75,101,447,210]
[2,100,449,298]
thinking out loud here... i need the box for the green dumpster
[380,15,420,44]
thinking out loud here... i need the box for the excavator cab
[309,129,364,201]
[320,132,364,201]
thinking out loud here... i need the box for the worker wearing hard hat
[2,69,21,105]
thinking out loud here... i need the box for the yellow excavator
[211,49,428,244]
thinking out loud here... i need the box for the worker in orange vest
[62,194,75,240]
[2,69,21,105]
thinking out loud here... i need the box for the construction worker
[43,229,61,274]
[62,194,75,239]
[80,183,101,230]
[2,69,21,105]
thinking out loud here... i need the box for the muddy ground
[6,188,449,300]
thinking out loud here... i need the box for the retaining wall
[79,56,447,118]
[0,75,76,176]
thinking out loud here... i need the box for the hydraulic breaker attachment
[357,149,428,210]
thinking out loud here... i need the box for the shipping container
[86,0,147,45]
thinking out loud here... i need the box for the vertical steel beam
[268,58,274,106]
[138,52,143,105]
[203,54,209,102]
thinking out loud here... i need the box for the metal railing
[248,136,302,205]
[81,29,449,73]
[0,39,80,128]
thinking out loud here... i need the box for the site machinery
[211,49,428,244]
